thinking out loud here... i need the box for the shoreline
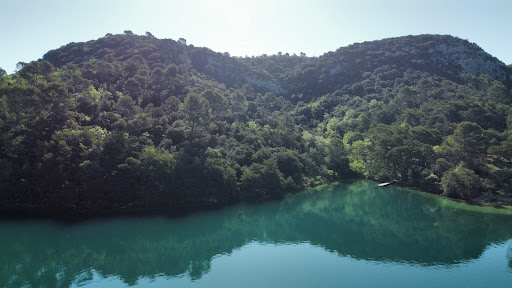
[372,179,512,210]
[1,179,511,221]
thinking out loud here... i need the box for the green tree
[58,63,90,93]
[137,146,176,208]
[487,81,510,104]
[441,163,482,200]
[201,89,228,117]
[436,122,485,168]
[240,157,285,200]
[114,93,140,119]
[230,90,248,119]
[276,149,304,190]
[453,122,485,155]
[488,132,512,162]
[386,143,434,185]
[203,153,237,203]
[123,78,143,102]
[326,137,349,177]
[182,93,210,137]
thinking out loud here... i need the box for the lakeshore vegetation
[1,32,511,214]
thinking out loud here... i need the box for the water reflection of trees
[1,180,512,287]
[507,241,512,271]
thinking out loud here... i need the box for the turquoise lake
[1,180,512,287]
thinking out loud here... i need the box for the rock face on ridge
[428,39,509,81]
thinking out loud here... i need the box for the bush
[441,163,482,200]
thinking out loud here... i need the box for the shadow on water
[1,180,512,287]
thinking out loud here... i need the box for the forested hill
[42,33,511,99]
[1,32,512,216]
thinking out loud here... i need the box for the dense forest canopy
[1,32,511,215]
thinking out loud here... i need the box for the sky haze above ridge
[1,0,511,73]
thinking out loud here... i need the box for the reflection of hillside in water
[1,180,512,287]
[275,181,512,265]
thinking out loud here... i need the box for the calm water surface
[1,180,512,287]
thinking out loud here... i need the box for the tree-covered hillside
[1,32,511,215]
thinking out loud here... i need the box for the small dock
[378,181,394,187]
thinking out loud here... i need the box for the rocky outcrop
[429,40,510,81]
[243,75,287,95]
[167,41,191,66]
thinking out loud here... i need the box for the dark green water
[1,180,512,288]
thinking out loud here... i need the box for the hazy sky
[1,0,511,73]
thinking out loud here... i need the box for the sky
[1,0,511,74]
